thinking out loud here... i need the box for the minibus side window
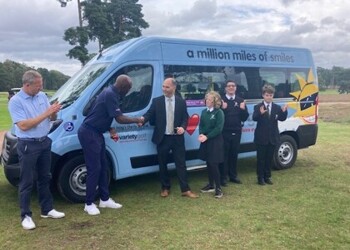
[260,68,288,98]
[164,65,227,106]
[120,65,153,113]
[85,64,153,115]
[164,65,310,102]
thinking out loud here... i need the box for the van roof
[91,36,313,69]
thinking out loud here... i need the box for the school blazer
[252,102,288,145]
[143,95,189,145]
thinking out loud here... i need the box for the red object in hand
[111,134,119,142]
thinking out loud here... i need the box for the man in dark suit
[253,84,288,185]
[141,78,198,198]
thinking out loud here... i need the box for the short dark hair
[225,80,236,86]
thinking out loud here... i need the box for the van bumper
[2,161,20,187]
[297,124,318,149]
[1,131,20,186]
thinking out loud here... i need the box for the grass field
[0,93,12,131]
[0,90,349,249]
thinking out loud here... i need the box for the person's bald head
[115,74,132,97]
[162,77,177,98]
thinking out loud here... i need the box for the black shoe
[214,188,223,198]
[258,180,265,185]
[201,184,215,193]
[265,179,273,185]
[229,178,242,184]
[220,181,227,187]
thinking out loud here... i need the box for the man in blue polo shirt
[78,74,142,215]
[8,70,65,230]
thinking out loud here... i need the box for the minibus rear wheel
[57,155,111,203]
[273,135,297,170]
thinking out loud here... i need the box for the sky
[1,0,349,76]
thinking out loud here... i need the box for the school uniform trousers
[253,102,287,181]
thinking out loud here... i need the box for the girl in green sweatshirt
[198,91,225,198]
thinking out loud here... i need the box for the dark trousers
[17,137,53,220]
[256,143,275,181]
[219,132,241,182]
[78,125,109,205]
[156,135,190,192]
[207,162,221,190]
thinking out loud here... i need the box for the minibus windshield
[50,63,111,108]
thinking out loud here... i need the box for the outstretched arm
[115,115,143,124]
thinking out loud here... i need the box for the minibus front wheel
[273,135,297,170]
[57,154,111,203]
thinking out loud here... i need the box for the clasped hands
[198,134,207,143]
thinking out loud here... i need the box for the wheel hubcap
[278,142,293,165]
[69,164,87,196]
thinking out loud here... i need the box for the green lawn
[0,92,11,130]
[0,92,349,249]
[0,127,349,249]
[319,88,339,95]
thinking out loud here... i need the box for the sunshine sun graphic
[288,69,318,123]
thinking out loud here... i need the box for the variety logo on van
[118,133,147,142]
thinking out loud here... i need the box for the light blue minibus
[1,36,318,202]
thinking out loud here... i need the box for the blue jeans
[17,137,53,220]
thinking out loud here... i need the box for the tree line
[317,66,350,91]
[0,60,70,92]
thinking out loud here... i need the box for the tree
[317,66,350,91]
[63,0,149,64]
[0,63,13,91]
[84,0,149,49]
[49,70,70,90]
[317,67,332,89]
[37,68,50,89]
[63,26,91,66]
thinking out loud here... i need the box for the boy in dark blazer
[253,84,288,185]
[220,80,249,185]
[141,78,198,198]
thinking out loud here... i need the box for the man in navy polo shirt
[8,70,65,230]
[78,74,142,215]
